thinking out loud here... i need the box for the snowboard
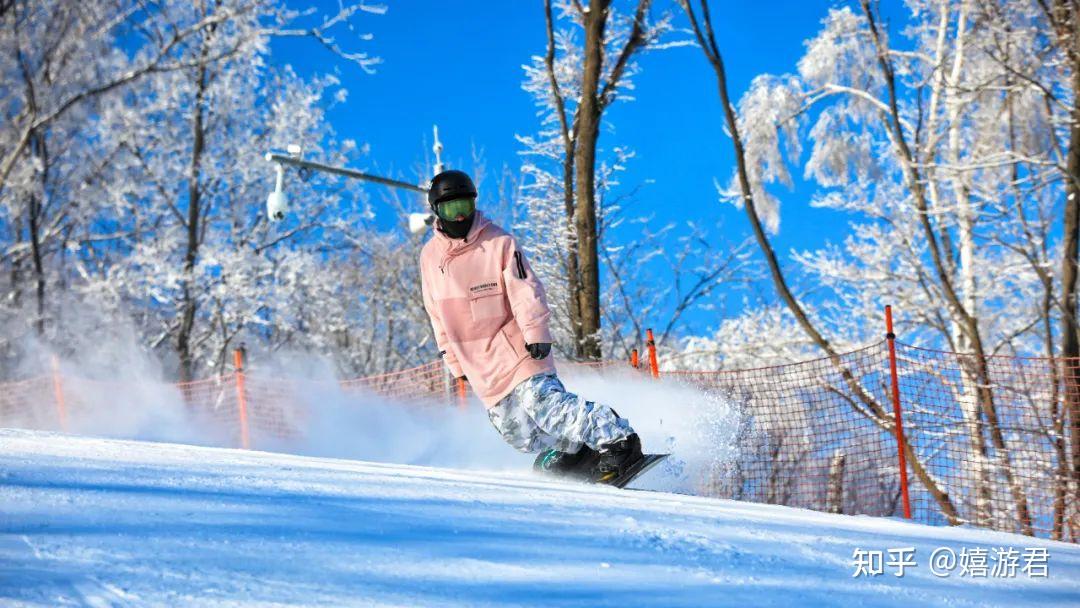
[603,453,669,489]
[534,449,669,489]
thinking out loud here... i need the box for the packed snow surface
[1,429,1078,607]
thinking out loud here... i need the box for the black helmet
[428,170,477,208]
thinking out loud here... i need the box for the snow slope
[1,429,1077,607]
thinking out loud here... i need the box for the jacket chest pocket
[469,283,507,321]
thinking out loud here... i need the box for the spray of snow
[14,329,742,491]
[559,367,742,492]
[250,353,528,470]
[9,317,232,448]
[265,364,744,493]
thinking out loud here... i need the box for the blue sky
[269,1,895,337]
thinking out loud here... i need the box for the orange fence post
[646,328,660,379]
[630,348,640,369]
[457,377,468,410]
[50,355,68,432]
[233,346,251,450]
[885,306,912,520]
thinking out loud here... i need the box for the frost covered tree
[78,1,401,381]
[517,0,667,359]
[681,0,1077,538]
[0,0,244,343]
[1039,0,1080,541]
[0,0,398,380]
[518,0,745,360]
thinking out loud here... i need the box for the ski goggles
[435,197,476,221]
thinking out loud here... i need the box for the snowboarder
[419,169,643,484]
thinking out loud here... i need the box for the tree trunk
[572,0,609,360]
[549,0,650,359]
[177,58,208,383]
[1045,0,1080,541]
[27,130,47,337]
[1062,51,1080,511]
[9,255,21,310]
[827,451,846,515]
[544,0,584,357]
[563,147,585,356]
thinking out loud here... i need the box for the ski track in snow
[1,429,1078,607]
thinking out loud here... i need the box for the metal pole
[433,126,444,175]
[233,346,251,450]
[886,305,913,519]
[646,329,660,379]
[457,377,468,411]
[50,355,68,432]
[265,153,429,194]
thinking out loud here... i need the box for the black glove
[526,342,551,360]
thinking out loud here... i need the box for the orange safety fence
[1,323,1076,542]
[0,375,57,431]
[339,360,448,401]
[896,343,1079,541]
[667,339,1078,543]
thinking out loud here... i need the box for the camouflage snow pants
[486,373,634,454]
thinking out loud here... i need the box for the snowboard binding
[533,434,669,489]
[533,445,600,481]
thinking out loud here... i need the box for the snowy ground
[1,429,1078,607]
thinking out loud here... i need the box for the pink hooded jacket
[420,211,556,407]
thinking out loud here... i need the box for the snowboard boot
[533,445,600,480]
[592,433,643,485]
